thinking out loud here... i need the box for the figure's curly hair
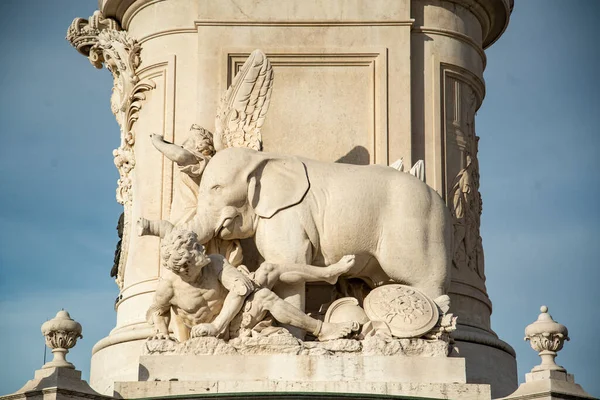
[188,124,215,158]
[160,228,207,273]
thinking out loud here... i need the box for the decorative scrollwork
[67,12,154,289]
[528,333,567,354]
[66,11,120,59]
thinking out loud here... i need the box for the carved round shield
[363,284,439,338]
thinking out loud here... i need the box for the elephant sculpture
[139,147,453,301]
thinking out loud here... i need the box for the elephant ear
[248,157,310,219]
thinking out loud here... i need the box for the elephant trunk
[178,215,214,245]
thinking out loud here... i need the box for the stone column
[410,1,517,396]
[67,0,516,396]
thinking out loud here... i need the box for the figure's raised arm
[150,134,198,167]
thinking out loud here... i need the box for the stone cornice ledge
[100,0,512,48]
[448,0,513,48]
[100,0,414,31]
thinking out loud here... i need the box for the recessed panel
[229,52,386,165]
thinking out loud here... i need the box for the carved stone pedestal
[114,354,491,400]
[5,368,106,400]
[500,370,596,400]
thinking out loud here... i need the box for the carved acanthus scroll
[67,12,155,288]
[67,12,155,204]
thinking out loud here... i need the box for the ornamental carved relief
[41,310,82,369]
[363,284,439,338]
[67,12,155,288]
[445,76,485,281]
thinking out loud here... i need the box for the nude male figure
[147,228,358,341]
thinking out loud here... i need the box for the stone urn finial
[525,305,570,372]
[41,310,83,369]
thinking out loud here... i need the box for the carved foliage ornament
[447,81,485,280]
[67,12,154,289]
[66,11,120,59]
[525,306,570,372]
[41,310,82,369]
[67,11,154,206]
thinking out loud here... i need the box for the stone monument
[64,0,517,398]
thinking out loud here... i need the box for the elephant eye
[211,185,222,191]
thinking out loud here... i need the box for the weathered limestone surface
[68,0,516,397]
[501,370,596,400]
[114,354,491,400]
[143,336,452,358]
[3,368,107,400]
[116,380,492,400]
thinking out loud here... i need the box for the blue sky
[0,0,598,397]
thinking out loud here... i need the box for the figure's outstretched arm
[212,290,247,334]
[146,279,175,340]
[150,134,197,166]
[137,218,174,238]
[190,291,247,338]
[190,260,252,338]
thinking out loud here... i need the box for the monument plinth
[66,0,517,398]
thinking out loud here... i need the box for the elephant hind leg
[410,281,447,300]
[375,246,449,300]
[348,254,392,288]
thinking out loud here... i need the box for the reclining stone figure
[147,228,358,342]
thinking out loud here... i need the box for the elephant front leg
[254,220,314,339]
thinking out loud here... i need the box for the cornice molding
[99,0,510,48]
[444,0,512,49]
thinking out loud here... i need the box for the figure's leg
[253,255,356,289]
[173,312,190,342]
[253,288,358,341]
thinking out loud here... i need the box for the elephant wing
[214,49,274,152]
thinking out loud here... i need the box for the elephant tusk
[215,217,235,238]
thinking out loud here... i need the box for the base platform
[113,354,491,400]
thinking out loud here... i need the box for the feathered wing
[409,160,425,182]
[214,49,274,151]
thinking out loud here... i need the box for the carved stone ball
[41,310,83,351]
